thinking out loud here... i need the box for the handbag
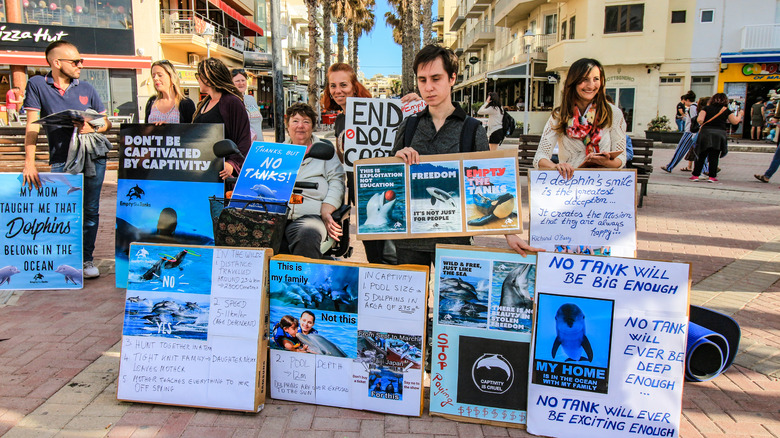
[209,196,288,252]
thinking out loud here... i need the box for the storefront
[719,52,780,139]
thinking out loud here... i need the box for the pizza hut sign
[0,24,68,43]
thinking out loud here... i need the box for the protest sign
[268,255,428,416]
[430,245,535,427]
[343,97,426,169]
[355,150,521,240]
[117,243,270,412]
[229,141,307,213]
[0,173,83,290]
[527,252,690,438]
[528,169,637,257]
[115,124,224,288]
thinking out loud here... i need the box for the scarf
[566,104,602,155]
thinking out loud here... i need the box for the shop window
[606,87,635,132]
[569,16,575,39]
[605,4,644,34]
[700,9,714,23]
[22,0,133,29]
[671,10,686,23]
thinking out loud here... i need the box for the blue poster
[430,246,536,425]
[409,161,462,234]
[355,163,407,235]
[229,142,306,213]
[463,157,520,232]
[0,173,83,290]
[116,124,224,288]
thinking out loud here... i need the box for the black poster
[0,23,133,55]
[456,335,530,411]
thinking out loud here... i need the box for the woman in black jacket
[690,93,743,183]
[144,60,195,124]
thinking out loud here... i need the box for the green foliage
[471,101,483,115]
[647,115,673,132]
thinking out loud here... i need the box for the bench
[515,135,654,208]
[0,126,121,172]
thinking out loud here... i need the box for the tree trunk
[422,0,432,45]
[337,21,345,64]
[323,1,332,70]
[412,0,420,51]
[352,23,359,71]
[307,0,320,113]
[401,0,414,93]
[348,24,356,71]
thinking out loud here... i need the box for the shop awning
[207,0,264,37]
[721,51,780,64]
[486,63,529,79]
[0,52,152,69]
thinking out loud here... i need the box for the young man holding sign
[393,45,539,265]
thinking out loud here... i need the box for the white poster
[528,170,637,257]
[526,252,690,438]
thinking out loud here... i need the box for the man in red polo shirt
[23,40,112,279]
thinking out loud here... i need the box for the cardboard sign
[229,141,307,213]
[0,173,83,290]
[355,150,522,240]
[528,170,637,257]
[526,252,690,438]
[343,97,426,169]
[115,124,225,288]
[117,243,270,412]
[268,255,428,416]
[430,245,536,426]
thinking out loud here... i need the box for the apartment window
[700,9,714,22]
[691,76,714,98]
[569,16,576,39]
[660,77,682,83]
[561,21,567,40]
[605,4,644,33]
[671,10,686,23]
[544,14,557,34]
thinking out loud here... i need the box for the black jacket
[144,95,196,123]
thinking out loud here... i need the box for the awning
[721,51,780,64]
[486,63,529,79]
[0,52,152,69]
[207,0,264,37]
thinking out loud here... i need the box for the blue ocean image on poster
[490,261,535,332]
[356,163,407,234]
[229,142,306,214]
[464,157,519,230]
[269,261,359,313]
[409,161,461,233]
[534,294,614,368]
[269,305,357,358]
[0,173,83,290]
[116,179,221,288]
[437,273,489,328]
[122,291,210,340]
[127,244,213,294]
[368,367,403,401]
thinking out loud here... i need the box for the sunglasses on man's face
[58,58,85,67]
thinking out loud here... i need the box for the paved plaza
[1,145,779,437]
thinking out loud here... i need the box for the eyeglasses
[58,58,84,67]
[232,69,246,77]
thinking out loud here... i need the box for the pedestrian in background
[661,91,697,173]
[5,86,23,124]
[232,69,263,141]
[751,98,765,140]
[675,95,686,132]
[690,93,743,183]
[477,91,506,151]
[144,59,195,124]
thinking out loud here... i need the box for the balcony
[741,24,780,51]
[494,0,545,25]
[466,0,489,19]
[464,20,495,51]
[160,9,258,59]
[449,3,466,31]
[289,36,309,55]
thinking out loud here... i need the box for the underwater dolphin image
[0,265,21,286]
[426,187,457,208]
[552,303,594,362]
[39,174,81,194]
[500,264,533,310]
[467,192,516,226]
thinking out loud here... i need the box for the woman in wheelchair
[283,103,346,259]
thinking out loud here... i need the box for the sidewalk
[0,148,778,437]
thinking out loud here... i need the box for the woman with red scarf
[533,58,626,179]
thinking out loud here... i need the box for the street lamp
[523,29,535,135]
[202,25,215,58]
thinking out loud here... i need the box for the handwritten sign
[430,245,535,426]
[526,252,690,437]
[229,142,307,213]
[118,243,270,412]
[343,97,426,169]
[528,170,637,257]
[115,124,225,288]
[356,150,522,240]
[0,173,83,290]
[268,255,428,416]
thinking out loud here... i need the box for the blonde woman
[144,59,195,124]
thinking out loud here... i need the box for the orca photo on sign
[456,335,529,410]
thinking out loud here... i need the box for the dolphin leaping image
[426,187,457,208]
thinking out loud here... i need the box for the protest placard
[115,124,224,288]
[229,141,307,213]
[355,150,521,240]
[526,252,690,438]
[0,173,83,290]
[430,245,535,427]
[342,97,426,169]
[117,243,270,412]
[268,255,428,416]
[528,169,637,257]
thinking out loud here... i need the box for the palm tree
[333,0,351,63]
[323,1,333,70]
[347,0,375,71]
[421,0,432,44]
[385,0,414,93]
[306,0,321,110]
